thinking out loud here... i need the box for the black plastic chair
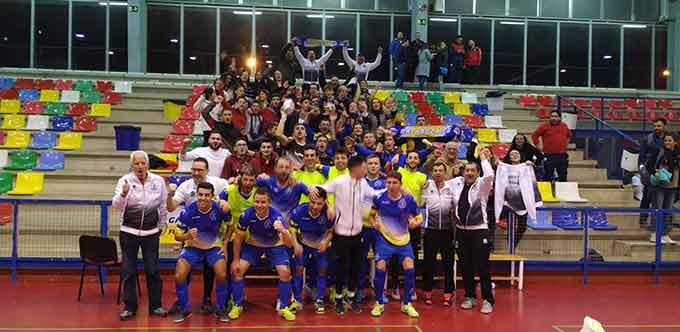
[77,235,141,304]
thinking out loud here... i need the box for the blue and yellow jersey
[177,201,229,249]
[362,176,387,227]
[372,192,420,246]
[289,203,333,249]
[237,207,287,248]
[256,176,309,220]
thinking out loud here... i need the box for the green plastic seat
[4,150,38,171]
[74,80,94,92]
[81,91,102,104]
[186,135,204,152]
[44,102,67,116]
[394,92,410,103]
[0,173,13,193]
[397,102,416,114]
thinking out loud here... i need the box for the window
[623,27,651,89]
[184,8,216,74]
[243,0,275,5]
[256,11,287,76]
[527,21,556,86]
[428,18,459,47]
[635,0,659,21]
[573,0,601,20]
[477,0,506,15]
[510,0,537,17]
[446,0,473,14]
[347,0,374,10]
[540,0,568,18]
[654,26,667,90]
[36,0,68,69]
[378,0,410,12]
[313,0,341,9]
[147,5,180,73]
[109,5,127,72]
[0,0,30,68]
[394,15,412,40]
[591,24,620,88]
[325,14,356,78]
[359,15,390,81]
[604,0,631,21]
[282,0,309,8]
[291,12,322,59]
[220,10,252,74]
[559,23,588,87]
[460,18,491,84]
[72,2,106,71]
[493,20,524,85]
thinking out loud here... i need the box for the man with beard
[181,131,231,178]
[256,157,309,220]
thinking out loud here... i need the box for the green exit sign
[129,5,139,13]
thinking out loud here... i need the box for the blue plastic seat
[34,150,65,171]
[51,116,74,131]
[527,210,558,230]
[588,209,618,231]
[552,210,583,230]
[0,77,14,89]
[29,131,57,149]
[472,103,490,116]
[168,175,191,187]
[444,115,464,125]
[18,89,39,103]
[405,114,418,126]
[459,127,475,142]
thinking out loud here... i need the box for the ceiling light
[307,14,334,19]
[429,18,457,22]
[623,24,647,29]
[602,55,613,60]
[98,1,128,6]
[170,38,179,44]
[234,11,262,15]
[338,62,344,66]
[500,21,525,26]
[189,56,197,61]
[265,60,273,64]
[261,44,270,48]
[560,69,566,73]
[108,51,114,55]
[75,33,86,38]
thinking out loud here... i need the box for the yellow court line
[0,324,421,331]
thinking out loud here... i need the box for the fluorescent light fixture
[623,24,647,29]
[347,48,354,51]
[602,55,613,60]
[75,33,86,38]
[429,18,457,22]
[500,21,525,25]
[306,14,334,19]
[560,69,566,73]
[189,56,197,61]
[108,51,114,55]
[265,60,273,64]
[98,1,128,6]
[234,11,262,15]
[338,62,344,66]
[261,44,270,48]
[169,38,179,44]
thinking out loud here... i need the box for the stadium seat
[646,111,660,122]
[527,210,558,230]
[405,114,417,126]
[34,151,65,171]
[54,80,74,91]
[454,103,472,116]
[628,111,644,122]
[0,150,7,168]
[186,94,200,107]
[463,115,484,128]
[89,103,112,117]
[518,95,537,107]
[29,131,57,149]
[95,81,113,93]
[624,99,641,109]
[664,112,680,122]
[193,119,211,136]
[51,116,74,131]
[410,92,425,103]
[114,81,133,94]
[607,99,625,109]
[417,103,434,113]
[554,182,589,203]
[186,135,204,152]
[477,129,498,143]
[68,103,89,116]
[0,77,14,90]
[43,102,66,116]
[588,209,618,231]
[644,99,658,110]
[3,131,30,149]
[484,115,503,128]
[456,142,468,160]
[2,115,26,129]
[39,90,60,103]
[490,144,510,160]
[81,91,102,104]
[537,182,560,202]
[590,99,603,111]
[659,99,673,110]
[21,101,45,115]
[537,95,554,107]
[179,107,198,120]
[472,104,489,116]
[192,85,208,95]
[54,132,83,150]
[393,91,409,102]
[535,108,550,119]
[18,89,39,103]
[0,89,18,100]
[374,90,391,102]
[444,115,464,125]
[4,150,37,170]
[161,135,186,153]
[172,120,193,135]
[498,129,518,143]
[573,98,591,109]
[73,116,97,132]
[426,92,443,103]
[151,153,178,173]
[435,103,452,115]
[25,115,49,130]
[460,92,477,104]
[397,102,416,114]
[74,80,94,92]
[168,175,191,187]
[36,79,54,90]
[1,100,21,114]
[459,127,475,142]
[60,90,80,103]
[444,92,460,104]
[14,79,34,90]
[552,211,583,230]
[0,173,12,194]
[7,172,44,195]
[103,92,122,105]
[604,110,624,121]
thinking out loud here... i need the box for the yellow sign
[160,209,182,245]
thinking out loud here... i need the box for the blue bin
[114,125,141,151]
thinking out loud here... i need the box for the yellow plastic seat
[2,131,30,149]
[477,128,498,143]
[53,132,83,150]
[0,100,21,114]
[537,181,560,203]
[151,153,178,173]
[453,103,472,116]
[444,92,461,104]
[7,172,44,195]
[39,89,60,102]
[163,101,182,121]
[89,103,112,117]
[374,90,392,102]
[2,114,27,129]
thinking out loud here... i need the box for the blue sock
[215,282,227,311]
[403,268,415,305]
[316,274,327,301]
[232,279,244,306]
[292,273,303,302]
[374,267,387,305]
[175,281,189,312]
[278,280,292,310]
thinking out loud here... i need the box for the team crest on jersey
[398,199,407,209]
[150,182,159,192]
[375,180,383,187]
[190,191,195,197]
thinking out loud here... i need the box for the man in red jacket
[464,40,482,84]
[532,110,571,182]
[251,140,279,176]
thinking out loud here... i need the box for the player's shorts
[240,244,289,267]
[374,233,414,264]
[291,245,330,271]
[178,247,225,268]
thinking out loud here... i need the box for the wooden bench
[453,253,526,290]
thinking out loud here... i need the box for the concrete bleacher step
[566,168,609,181]
[613,240,680,260]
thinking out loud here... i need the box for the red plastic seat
[647,112,661,122]
[0,89,18,100]
[573,99,591,109]
[535,108,550,119]
[192,85,208,95]
[161,135,186,153]
[36,79,54,90]
[21,101,45,115]
[417,103,433,113]
[171,120,193,135]
[664,112,680,122]
[659,99,673,110]
[103,92,122,105]
[54,80,74,91]
[537,95,554,107]
[427,114,442,125]
[519,95,537,107]
[491,144,511,160]
[68,103,90,116]
[186,94,200,107]
[591,99,603,111]
[95,81,113,93]
[628,111,644,122]
[644,99,658,110]
[605,110,624,121]
[577,111,590,120]
[410,92,425,103]
[180,107,199,120]
[14,79,34,90]
[607,100,625,109]
[73,116,97,132]
[463,115,484,128]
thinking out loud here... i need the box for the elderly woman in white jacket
[415,43,433,90]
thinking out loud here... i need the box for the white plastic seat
[554,182,589,203]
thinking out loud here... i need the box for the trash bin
[114,125,141,151]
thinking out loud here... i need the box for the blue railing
[1,199,679,285]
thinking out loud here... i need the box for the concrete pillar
[411,0,429,42]
[127,0,147,73]
[667,0,679,91]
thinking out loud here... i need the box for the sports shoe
[278,307,296,321]
[168,301,182,315]
[400,303,419,318]
[201,298,214,314]
[289,299,303,313]
[335,298,345,315]
[424,291,433,305]
[443,293,454,306]
[390,288,401,301]
[228,305,243,320]
[329,287,337,302]
[480,300,493,314]
[119,309,135,321]
[314,299,326,314]
[215,309,229,322]
[172,311,192,323]
[370,302,384,317]
[460,297,476,310]
[350,299,362,313]
[662,235,677,245]
[151,307,168,317]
